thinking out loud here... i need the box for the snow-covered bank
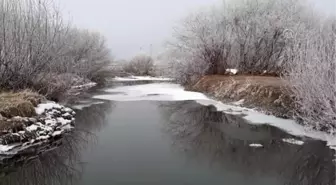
[113,76,172,82]
[93,82,336,153]
[0,102,75,155]
[94,83,207,101]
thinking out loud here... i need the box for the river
[0,81,335,185]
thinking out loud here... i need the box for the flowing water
[0,82,335,185]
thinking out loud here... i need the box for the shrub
[285,20,336,133]
[123,54,155,76]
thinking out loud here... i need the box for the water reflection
[0,102,113,185]
[159,101,336,185]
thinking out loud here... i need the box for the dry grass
[0,90,45,118]
[190,75,294,118]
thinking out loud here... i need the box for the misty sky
[56,0,335,60]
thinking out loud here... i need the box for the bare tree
[167,0,313,83]
[0,0,113,99]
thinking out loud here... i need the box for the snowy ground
[93,82,336,153]
[0,102,75,154]
[94,83,206,101]
[113,76,172,82]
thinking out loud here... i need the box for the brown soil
[188,75,295,118]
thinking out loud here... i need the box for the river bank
[0,84,97,154]
[0,91,76,154]
[0,79,334,185]
[188,75,294,119]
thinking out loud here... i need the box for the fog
[57,0,335,60]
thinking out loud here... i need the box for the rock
[51,110,62,117]
[62,113,72,120]
[56,122,62,127]
[38,119,46,125]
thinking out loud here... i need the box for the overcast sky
[56,0,335,60]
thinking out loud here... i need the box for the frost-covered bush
[123,55,155,76]
[167,0,313,81]
[285,20,336,133]
[0,0,112,92]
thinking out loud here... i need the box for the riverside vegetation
[0,0,113,152]
[164,0,336,134]
[0,0,164,153]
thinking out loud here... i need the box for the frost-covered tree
[0,0,113,98]
[167,0,313,83]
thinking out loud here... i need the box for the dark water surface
[0,84,335,185]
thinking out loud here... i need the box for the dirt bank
[188,75,294,119]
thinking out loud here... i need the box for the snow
[71,82,97,89]
[113,76,172,82]
[35,102,62,115]
[226,69,238,75]
[64,107,73,112]
[282,138,304,145]
[249,143,263,148]
[62,113,71,117]
[93,83,207,101]
[26,125,39,132]
[57,117,71,125]
[52,131,63,137]
[0,144,16,152]
[232,99,245,105]
[36,135,50,140]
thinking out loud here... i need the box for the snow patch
[36,135,50,140]
[26,125,39,132]
[226,69,238,75]
[233,99,245,105]
[57,117,71,125]
[93,83,207,101]
[282,138,304,145]
[249,143,263,148]
[64,107,73,113]
[62,113,71,117]
[52,131,63,137]
[35,102,62,115]
[71,82,97,89]
[113,76,172,82]
[0,144,16,153]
